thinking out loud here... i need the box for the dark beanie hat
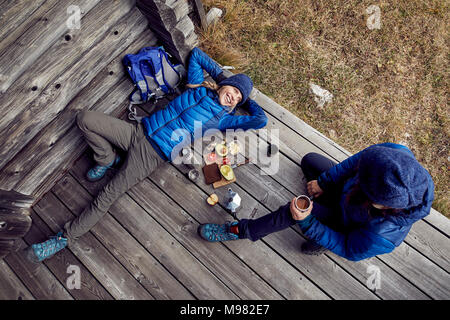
[358,146,430,209]
[218,74,253,107]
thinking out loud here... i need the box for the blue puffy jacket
[298,143,435,261]
[141,48,268,161]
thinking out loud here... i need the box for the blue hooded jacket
[298,143,435,261]
[141,48,268,161]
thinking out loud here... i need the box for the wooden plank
[136,86,428,299]
[191,0,208,30]
[0,0,48,44]
[215,82,449,297]
[69,106,325,299]
[130,179,289,299]
[0,0,59,58]
[0,190,34,208]
[221,69,351,160]
[69,156,240,300]
[24,209,114,300]
[0,189,32,258]
[2,29,157,196]
[236,120,449,299]
[110,193,238,299]
[0,0,102,93]
[0,210,32,240]
[0,0,136,133]
[378,243,450,299]
[245,94,450,295]
[135,74,442,298]
[4,238,74,300]
[33,191,154,300]
[424,208,450,237]
[52,174,195,300]
[0,259,35,300]
[407,220,450,273]
[0,1,137,134]
[137,0,191,28]
[144,166,329,299]
[0,7,148,170]
[259,111,339,164]
[128,185,288,300]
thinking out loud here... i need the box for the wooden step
[0,29,157,200]
[0,6,147,173]
[0,0,48,45]
[0,0,102,93]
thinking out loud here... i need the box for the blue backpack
[123,46,185,119]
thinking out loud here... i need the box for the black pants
[238,153,342,241]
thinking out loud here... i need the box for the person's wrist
[296,212,311,221]
[297,214,315,232]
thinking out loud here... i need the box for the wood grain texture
[236,128,445,299]
[33,191,154,300]
[0,0,59,61]
[145,166,329,299]
[70,156,239,300]
[233,162,429,300]
[0,7,147,171]
[0,0,135,132]
[129,179,287,299]
[171,150,378,300]
[1,29,157,198]
[0,0,48,44]
[4,237,74,300]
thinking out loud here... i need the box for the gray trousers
[63,111,164,244]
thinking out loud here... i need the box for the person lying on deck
[199,143,435,262]
[27,47,268,262]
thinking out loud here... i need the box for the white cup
[294,195,312,212]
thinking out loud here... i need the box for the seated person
[199,143,434,262]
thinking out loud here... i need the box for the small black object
[267,143,278,157]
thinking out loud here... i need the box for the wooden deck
[0,1,449,300]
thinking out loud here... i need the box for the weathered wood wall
[136,0,200,65]
[0,0,205,207]
[0,1,158,204]
[0,190,33,259]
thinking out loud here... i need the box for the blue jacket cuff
[297,214,316,232]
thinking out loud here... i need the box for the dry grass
[200,0,449,216]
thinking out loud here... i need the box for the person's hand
[307,180,324,199]
[290,197,313,221]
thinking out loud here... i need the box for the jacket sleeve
[298,215,396,261]
[317,150,362,191]
[218,99,268,131]
[317,142,410,191]
[187,47,225,85]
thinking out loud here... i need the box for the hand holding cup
[307,180,324,199]
[290,196,313,221]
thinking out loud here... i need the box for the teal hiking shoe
[198,221,240,242]
[86,154,121,182]
[28,232,68,262]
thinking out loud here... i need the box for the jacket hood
[358,146,434,226]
